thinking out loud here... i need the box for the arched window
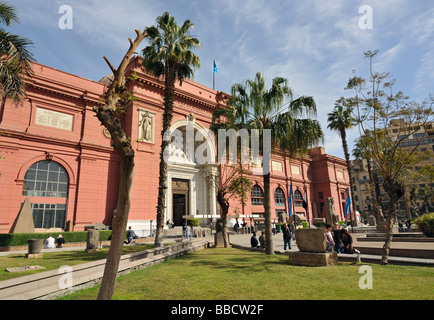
[274,188,285,206]
[251,185,264,206]
[294,190,303,207]
[22,161,69,229]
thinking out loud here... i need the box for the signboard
[35,107,73,131]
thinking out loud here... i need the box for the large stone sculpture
[289,228,338,266]
[326,197,339,225]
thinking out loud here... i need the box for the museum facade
[0,57,351,235]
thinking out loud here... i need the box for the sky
[8,0,434,160]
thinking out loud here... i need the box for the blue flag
[288,181,293,217]
[344,187,351,216]
[214,61,219,74]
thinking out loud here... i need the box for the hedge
[0,230,114,247]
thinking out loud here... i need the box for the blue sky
[8,0,434,160]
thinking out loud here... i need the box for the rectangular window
[31,203,66,229]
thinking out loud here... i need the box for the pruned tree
[202,162,252,248]
[93,29,147,300]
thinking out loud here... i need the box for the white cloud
[8,0,434,159]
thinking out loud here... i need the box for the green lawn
[0,244,154,281]
[59,247,434,300]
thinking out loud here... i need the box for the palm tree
[327,97,357,224]
[0,1,34,104]
[141,12,201,247]
[212,72,323,255]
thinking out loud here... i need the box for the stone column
[85,229,99,253]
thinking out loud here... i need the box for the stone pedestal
[214,231,229,247]
[288,251,338,266]
[26,238,44,258]
[294,228,327,253]
[85,229,99,253]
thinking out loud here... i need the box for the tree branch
[103,56,116,74]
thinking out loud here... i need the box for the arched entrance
[165,116,218,226]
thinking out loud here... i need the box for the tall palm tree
[0,1,34,104]
[141,12,201,247]
[212,72,323,255]
[327,97,357,223]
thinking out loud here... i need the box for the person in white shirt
[44,235,55,249]
[325,224,335,252]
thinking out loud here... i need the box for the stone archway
[165,116,218,226]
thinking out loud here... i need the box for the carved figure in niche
[139,111,152,141]
[186,113,196,125]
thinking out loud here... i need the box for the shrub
[187,218,200,227]
[415,213,434,237]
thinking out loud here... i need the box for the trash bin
[27,239,44,254]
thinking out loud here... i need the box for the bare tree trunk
[97,161,134,299]
[221,207,229,248]
[93,29,147,300]
[263,171,274,255]
[381,178,404,265]
[216,188,230,248]
[367,159,386,225]
[381,202,396,265]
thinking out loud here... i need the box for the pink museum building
[0,57,352,235]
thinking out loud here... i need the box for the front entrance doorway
[172,179,189,226]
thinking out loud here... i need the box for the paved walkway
[0,239,211,300]
[229,233,434,266]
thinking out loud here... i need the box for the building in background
[0,57,351,235]
[351,119,434,220]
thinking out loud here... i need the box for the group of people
[325,223,360,254]
[398,219,412,232]
[43,226,140,249]
[44,234,65,249]
[233,221,248,234]
[250,222,296,251]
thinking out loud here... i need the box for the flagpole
[213,60,215,90]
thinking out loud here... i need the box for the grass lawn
[0,244,154,282]
[59,247,434,300]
